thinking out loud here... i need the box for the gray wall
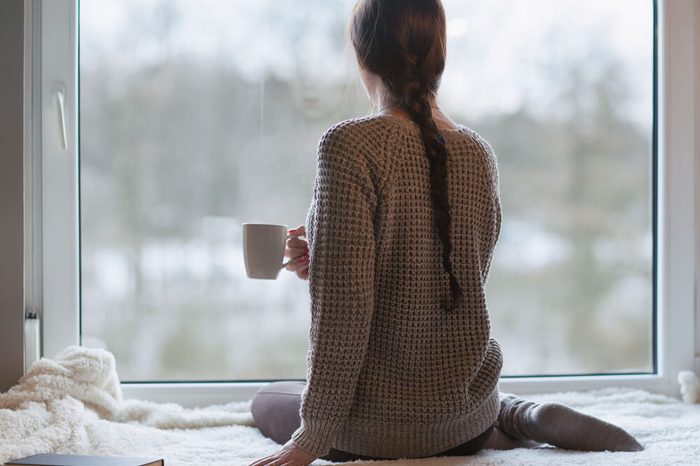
[0,0,25,392]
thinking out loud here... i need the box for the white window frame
[30,0,698,407]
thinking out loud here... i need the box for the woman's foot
[497,394,644,452]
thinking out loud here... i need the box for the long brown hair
[351,0,463,312]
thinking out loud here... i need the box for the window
[78,0,654,381]
[37,0,698,401]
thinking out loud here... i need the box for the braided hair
[351,0,464,312]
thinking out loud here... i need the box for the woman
[250,1,643,464]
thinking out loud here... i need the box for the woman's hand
[248,439,318,466]
[285,225,309,280]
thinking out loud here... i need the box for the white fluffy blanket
[1,346,699,465]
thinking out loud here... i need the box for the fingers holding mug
[288,225,306,238]
[285,239,308,258]
[286,226,308,259]
[284,225,309,280]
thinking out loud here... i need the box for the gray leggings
[251,381,495,462]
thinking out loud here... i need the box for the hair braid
[398,69,463,312]
[351,0,462,312]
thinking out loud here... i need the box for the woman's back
[251,0,644,459]
[296,113,504,459]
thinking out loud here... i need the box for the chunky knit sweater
[290,113,504,459]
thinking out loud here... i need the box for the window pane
[80,0,653,380]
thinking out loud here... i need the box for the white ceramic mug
[242,223,295,280]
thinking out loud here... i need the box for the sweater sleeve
[473,133,502,283]
[291,124,377,457]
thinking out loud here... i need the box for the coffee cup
[242,223,295,280]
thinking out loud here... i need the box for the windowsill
[120,373,673,408]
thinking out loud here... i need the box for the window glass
[80,0,653,380]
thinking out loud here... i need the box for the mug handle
[281,257,295,268]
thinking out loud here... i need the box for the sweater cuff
[291,418,343,458]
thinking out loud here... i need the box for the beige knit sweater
[291,113,504,459]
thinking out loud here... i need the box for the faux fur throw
[2,346,699,465]
[0,346,253,463]
[678,370,700,404]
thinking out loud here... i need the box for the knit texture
[290,113,504,459]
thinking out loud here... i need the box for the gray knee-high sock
[497,394,644,452]
[483,427,543,450]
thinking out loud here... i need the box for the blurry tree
[80,0,652,380]
[480,54,651,374]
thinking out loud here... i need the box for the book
[5,454,164,466]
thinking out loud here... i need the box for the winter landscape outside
[79,0,654,380]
